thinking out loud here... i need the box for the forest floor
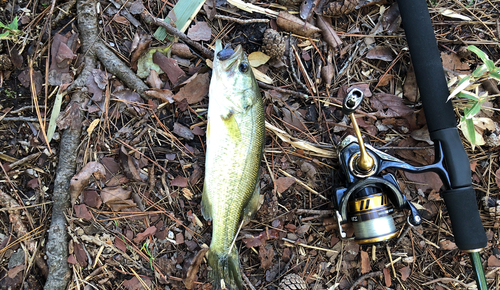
[0,0,499,289]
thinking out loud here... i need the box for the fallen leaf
[251,66,273,84]
[123,276,152,290]
[74,243,88,267]
[74,204,92,220]
[113,89,145,115]
[173,122,194,140]
[360,250,371,274]
[282,108,307,131]
[173,73,210,104]
[371,93,414,118]
[192,126,205,136]
[316,15,342,49]
[300,0,320,20]
[488,255,500,267]
[377,74,394,87]
[366,46,394,62]
[86,73,104,102]
[403,64,419,102]
[399,266,411,281]
[7,264,24,279]
[184,248,209,289]
[276,177,295,193]
[133,226,157,243]
[440,239,457,250]
[48,33,76,85]
[172,43,194,58]
[496,168,500,188]
[411,126,433,145]
[119,146,143,182]
[69,162,106,205]
[115,237,127,252]
[145,69,163,89]
[405,172,443,192]
[296,224,310,235]
[187,21,212,41]
[441,52,470,74]
[438,8,472,21]
[176,232,184,244]
[259,245,275,270]
[67,254,78,265]
[344,240,359,255]
[242,229,280,248]
[144,88,174,103]
[171,175,188,187]
[113,15,129,25]
[101,186,136,211]
[248,51,270,67]
[383,268,391,287]
[276,11,321,37]
[18,69,43,95]
[428,189,442,201]
[153,51,186,85]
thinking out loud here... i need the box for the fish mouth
[214,39,243,70]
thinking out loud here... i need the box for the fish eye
[239,62,249,73]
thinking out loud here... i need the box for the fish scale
[202,39,265,290]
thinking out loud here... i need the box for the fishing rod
[331,0,488,288]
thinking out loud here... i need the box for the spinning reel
[333,88,452,245]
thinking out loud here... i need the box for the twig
[9,152,42,169]
[0,117,46,122]
[348,271,383,290]
[296,209,332,215]
[257,81,309,98]
[278,169,328,200]
[241,270,257,290]
[140,10,214,59]
[288,34,310,93]
[214,14,269,24]
[422,277,470,288]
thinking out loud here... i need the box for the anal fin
[201,185,212,221]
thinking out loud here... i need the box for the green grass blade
[154,0,206,41]
[46,89,64,143]
[466,118,476,145]
[7,17,18,30]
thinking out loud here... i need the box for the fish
[201,39,265,289]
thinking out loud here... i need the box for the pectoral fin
[201,185,212,221]
[221,112,241,140]
[242,182,262,225]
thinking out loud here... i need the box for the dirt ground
[0,0,499,289]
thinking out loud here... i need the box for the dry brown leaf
[100,186,136,211]
[403,64,419,102]
[404,172,443,192]
[187,21,212,41]
[259,245,275,270]
[144,88,174,103]
[115,237,127,252]
[69,162,106,205]
[113,15,129,25]
[360,250,371,274]
[173,73,210,104]
[123,276,152,290]
[440,239,457,250]
[130,30,152,71]
[276,11,321,37]
[184,248,209,289]
[7,264,24,279]
[322,50,334,89]
[399,266,411,281]
[488,255,500,267]
[171,43,194,58]
[119,146,143,182]
[366,46,394,61]
[248,51,271,67]
[173,123,194,140]
[282,108,307,131]
[74,204,92,220]
[383,268,391,287]
[133,226,157,243]
[300,0,320,20]
[153,51,186,85]
[146,69,163,89]
[276,177,295,193]
[316,15,342,49]
[242,229,280,248]
[171,175,188,187]
[411,126,433,145]
[441,52,471,74]
[74,243,88,267]
[371,93,413,118]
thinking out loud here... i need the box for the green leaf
[0,21,7,29]
[466,118,476,145]
[489,71,500,81]
[0,31,10,39]
[457,91,478,101]
[47,89,64,143]
[464,101,482,119]
[448,75,471,100]
[154,0,206,41]
[468,45,495,72]
[472,64,487,78]
[7,17,18,31]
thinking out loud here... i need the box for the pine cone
[262,29,286,59]
[323,0,359,17]
[277,0,303,7]
[279,273,307,290]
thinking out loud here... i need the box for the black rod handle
[397,0,486,250]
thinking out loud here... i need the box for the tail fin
[207,247,243,290]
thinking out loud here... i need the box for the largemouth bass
[201,39,265,289]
